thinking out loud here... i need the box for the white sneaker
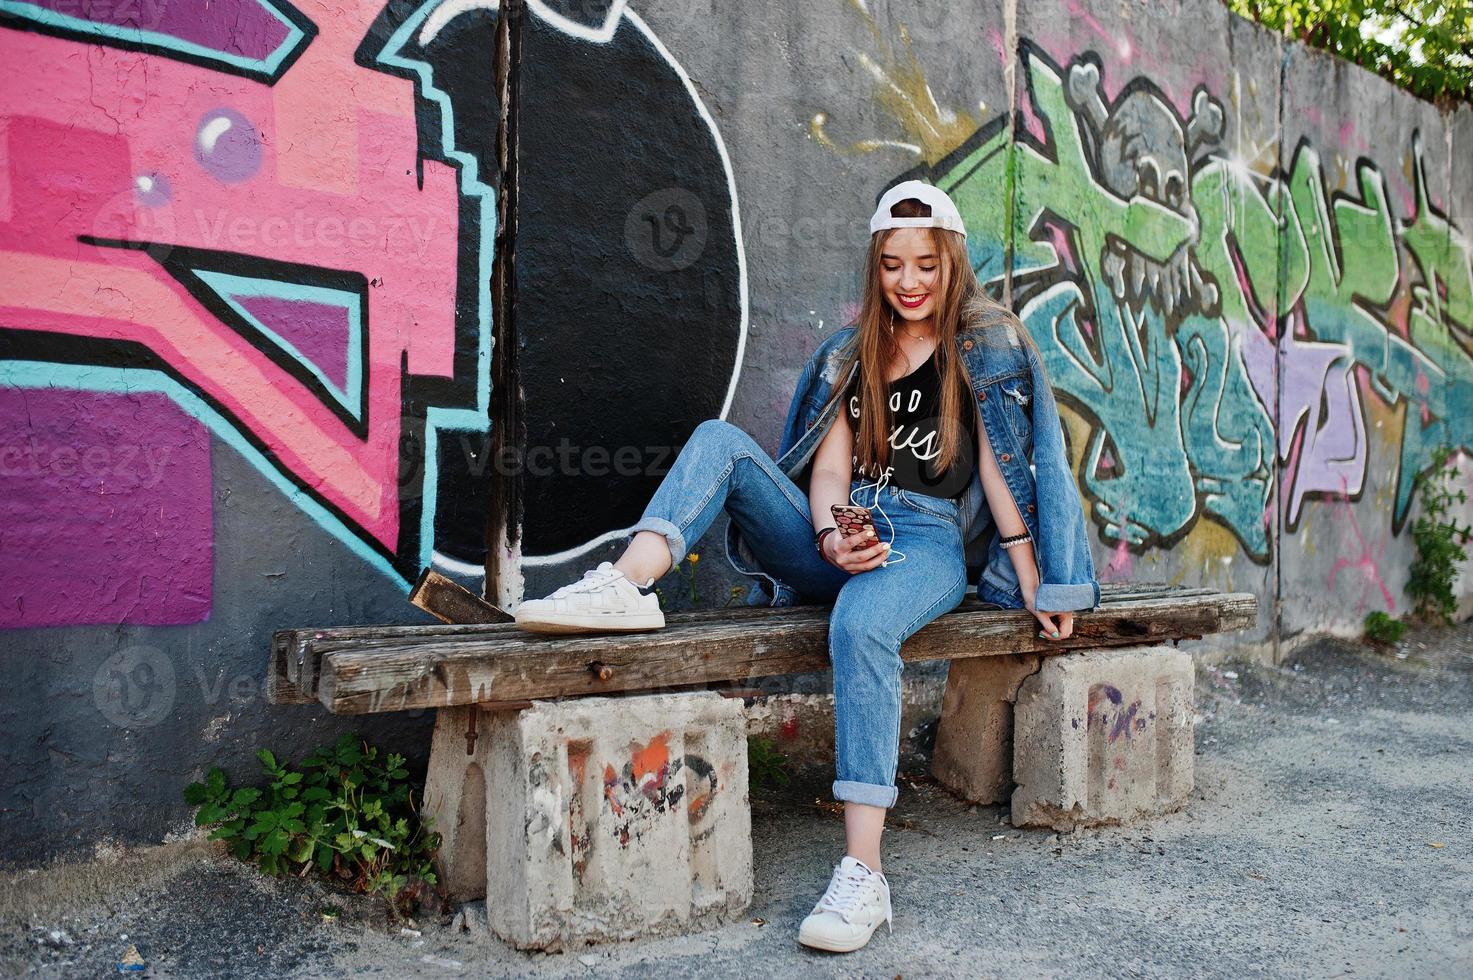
[797,855,893,953]
[513,561,666,634]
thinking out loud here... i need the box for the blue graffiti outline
[193,269,365,422]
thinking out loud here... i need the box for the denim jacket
[724,311,1100,613]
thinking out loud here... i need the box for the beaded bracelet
[999,532,1032,550]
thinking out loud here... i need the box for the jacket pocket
[999,378,1034,449]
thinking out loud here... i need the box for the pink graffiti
[1064,1,1131,63]
[0,387,211,627]
[0,5,461,563]
[1098,536,1134,583]
[1327,478,1395,613]
[987,28,1008,68]
[1415,369,1432,425]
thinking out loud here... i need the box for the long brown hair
[822,196,1029,476]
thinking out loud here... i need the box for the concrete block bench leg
[931,653,1044,803]
[424,692,753,950]
[1010,645,1195,830]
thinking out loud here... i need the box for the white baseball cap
[868,179,967,238]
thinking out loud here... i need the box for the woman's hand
[1030,605,1074,642]
[823,526,890,573]
[1011,545,1074,641]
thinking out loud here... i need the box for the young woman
[514,179,1099,953]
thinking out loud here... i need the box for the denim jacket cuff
[1034,581,1100,613]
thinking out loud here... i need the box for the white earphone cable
[849,468,907,566]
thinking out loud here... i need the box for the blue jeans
[628,419,969,808]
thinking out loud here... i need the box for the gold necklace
[895,334,930,375]
[889,309,934,344]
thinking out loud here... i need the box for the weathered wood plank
[272,583,1213,700]
[285,583,1205,652]
[265,632,316,705]
[409,568,514,625]
[277,601,827,697]
[315,592,1257,715]
[276,580,1207,672]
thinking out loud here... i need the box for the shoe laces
[549,563,624,598]
[816,864,875,921]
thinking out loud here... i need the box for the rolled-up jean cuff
[627,516,686,570]
[1034,581,1100,612]
[832,779,899,808]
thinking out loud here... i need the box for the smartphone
[830,504,877,540]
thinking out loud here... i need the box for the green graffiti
[932,44,1473,561]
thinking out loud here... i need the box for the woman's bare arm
[974,407,1074,639]
[809,406,855,533]
[810,406,888,572]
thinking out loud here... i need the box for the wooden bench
[268,579,1255,714]
[264,577,1255,949]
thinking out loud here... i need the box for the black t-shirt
[844,355,978,498]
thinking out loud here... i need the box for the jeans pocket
[895,489,960,525]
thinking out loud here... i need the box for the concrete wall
[2,0,1469,861]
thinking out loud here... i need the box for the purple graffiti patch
[236,295,351,391]
[1087,683,1144,744]
[26,0,294,63]
[0,387,212,628]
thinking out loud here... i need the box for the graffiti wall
[3,0,1470,859]
[595,0,1470,645]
